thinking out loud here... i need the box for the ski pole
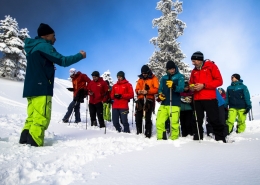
[251,108,254,120]
[192,100,201,142]
[86,96,88,130]
[69,101,78,126]
[132,98,134,127]
[143,95,147,136]
[104,120,107,134]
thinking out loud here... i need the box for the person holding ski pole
[103,80,112,122]
[86,71,108,128]
[111,71,134,133]
[156,60,184,140]
[135,65,159,138]
[225,74,252,134]
[62,68,90,123]
[19,23,86,147]
[189,51,226,142]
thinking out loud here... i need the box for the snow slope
[0,77,260,185]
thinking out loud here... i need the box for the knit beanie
[141,65,150,73]
[37,23,54,36]
[191,51,204,61]
[166,60,176,70]
[232,73,240,81]
[91,71,100,77]
[117,71,125,78]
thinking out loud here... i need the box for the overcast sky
[1,0,260,95]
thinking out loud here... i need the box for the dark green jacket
[226,80,251,109]
[23,37,83,97]
[158,66,184,106]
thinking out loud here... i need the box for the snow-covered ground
[0,77,260,185]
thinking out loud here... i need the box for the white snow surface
[0,77,260,185]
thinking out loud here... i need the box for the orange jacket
[135,74,159,100]
[72,72,91,97]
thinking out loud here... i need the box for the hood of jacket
[24,36,52,54]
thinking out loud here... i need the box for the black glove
[145,84,150,91]
[67,88,74,92]
[114,94,122,99]
[172,84,176,91]
[244,107,250,114]
[74,89,85,103]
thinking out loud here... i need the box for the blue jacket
[226,80,251,109]
[158,66,185,106]
[23,37,83,97]
[216,89,225,107]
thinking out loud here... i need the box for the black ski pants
[180,110,193,137]
[89,102,105,128]
[135,99,153,138]
[193,99,226,141]
[206,104,229,137]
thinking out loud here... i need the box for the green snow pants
[21,96,52,146]
[103,103,111,121]
[156,105,180,140]
[226,108,246,134]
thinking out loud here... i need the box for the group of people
[18,23,252,147]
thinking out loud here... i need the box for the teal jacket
[226,80,251,109]
[159,66,184,106]
[23,37,83,97]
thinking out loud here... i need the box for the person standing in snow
[62,68,90,123]
[179,82,194,137]
[111,71,134,133]
[189,51,226,142]
[135,65,159,138]
[156,60,184,140]
[225,74,252,134]
[19,23,86,147]
[206,89,229,137]
[218,87,226,100]
[103,80,112,122]
[86,71,109,128]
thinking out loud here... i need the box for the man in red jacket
[189,51,226,142]
[111,71,134,133]
[62,68,91,123]
[86,71,108,127]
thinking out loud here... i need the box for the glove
[166,80,176,90]
[88,91,94,96]
[244,107,250,114]
[67,88,74,92]
[114,94,122,99]
[74,89,85,103]
[166,80,173,88]
[158,93,166,101]
[145,84,150,91]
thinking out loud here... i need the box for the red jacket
[72,72,91,97]
[189,60,223,100]
[86,77,108,104]
[111,79,134,109]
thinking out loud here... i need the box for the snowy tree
[0,15,30,80]
[148,0,191,81]
[101,70,114,86]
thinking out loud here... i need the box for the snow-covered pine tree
[148,0,191,81]
[101,70,114,86]
[0,15,30,80]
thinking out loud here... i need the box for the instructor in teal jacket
[156,60,184,140]
[19,23,86,146]
[226,74,251,134]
